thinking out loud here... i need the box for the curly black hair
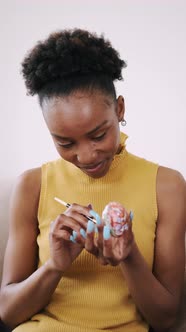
[21,29,127,104]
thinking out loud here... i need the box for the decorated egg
[102,202,129,236]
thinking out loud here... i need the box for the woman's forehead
[42,92,116,136]
[43,92,115,120]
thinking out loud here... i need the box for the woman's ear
[116,95,125,122]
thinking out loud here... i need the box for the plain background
[0,0,186,279]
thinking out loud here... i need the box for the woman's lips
[80,161,105,174]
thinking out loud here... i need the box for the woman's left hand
[85,210,134,266]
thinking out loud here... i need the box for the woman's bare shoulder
[8,166,42,233]
[15,167,41,195]
[153,166,185,306]
[157,166,185,189]
[156,165,185,227]
[1,168,42,287]
[13,167,41,200]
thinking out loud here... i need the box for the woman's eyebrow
[86,120,108,135]
[51,133,71,140]
[51,120,108,140]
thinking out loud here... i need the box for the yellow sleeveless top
[14,133,158,332]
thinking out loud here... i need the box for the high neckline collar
[64,132,128,182]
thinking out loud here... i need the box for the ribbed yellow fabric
[14,133,158,332]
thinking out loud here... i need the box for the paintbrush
[54,197,97,224]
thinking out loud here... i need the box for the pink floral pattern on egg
[102,202,129,236]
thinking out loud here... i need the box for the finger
[66,203,94,226]
[102,225,112,254]
[89,209,104,250]
[121,212,134,244]
[55,211,89,244]
[123,227,134,244]
[129,210,134,222]
[89,209,102,226]
[85,220,99,256]
[98,256,109,265]
[50,219,71,238]
[85,219,95,251]
[64,210,88,229]
[54,214,83,233]
[50,220,55,231]
[49,224,72,242]
[102,225,120,265]
[103,225,111,240]
[70,230,78,243]
[69,228,88,245]
[51,215,86,245]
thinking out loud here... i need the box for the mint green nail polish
[70,235,76,243]
[129,211,134,221]
[89,210,101,225]
[103,225,111,240]
[80,228,86,239]
[87,220,95,233]
[72,230,77,239]
[95,226,98,233]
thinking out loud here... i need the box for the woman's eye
[56,142,73,149]
[93,132,106,141]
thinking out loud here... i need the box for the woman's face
[42,91,125,178]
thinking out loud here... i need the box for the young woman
[0,29,185,332]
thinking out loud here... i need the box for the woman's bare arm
[0,169,63,329]
[120,166,186,331]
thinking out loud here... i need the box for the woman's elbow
[0,289,18,330]
[152,303,180,332]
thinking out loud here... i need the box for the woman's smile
[78,159,107,177]
[42,92,124,178]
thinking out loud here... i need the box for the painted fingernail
[124,224,129,231]
[129,211,134,221]
[87,220,95,233]
[50,220,54,226]
[103,225,111,240]
[89,210,101,225]
[88,203,93,209]
[95,226,98,233]
[70,235,77,243]
[80,228,87,239]
[72,230,78,239]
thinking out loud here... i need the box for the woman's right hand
[49,203,91,273]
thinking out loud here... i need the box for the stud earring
[121,119,127,126]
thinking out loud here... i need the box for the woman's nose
[76,145,98,165]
